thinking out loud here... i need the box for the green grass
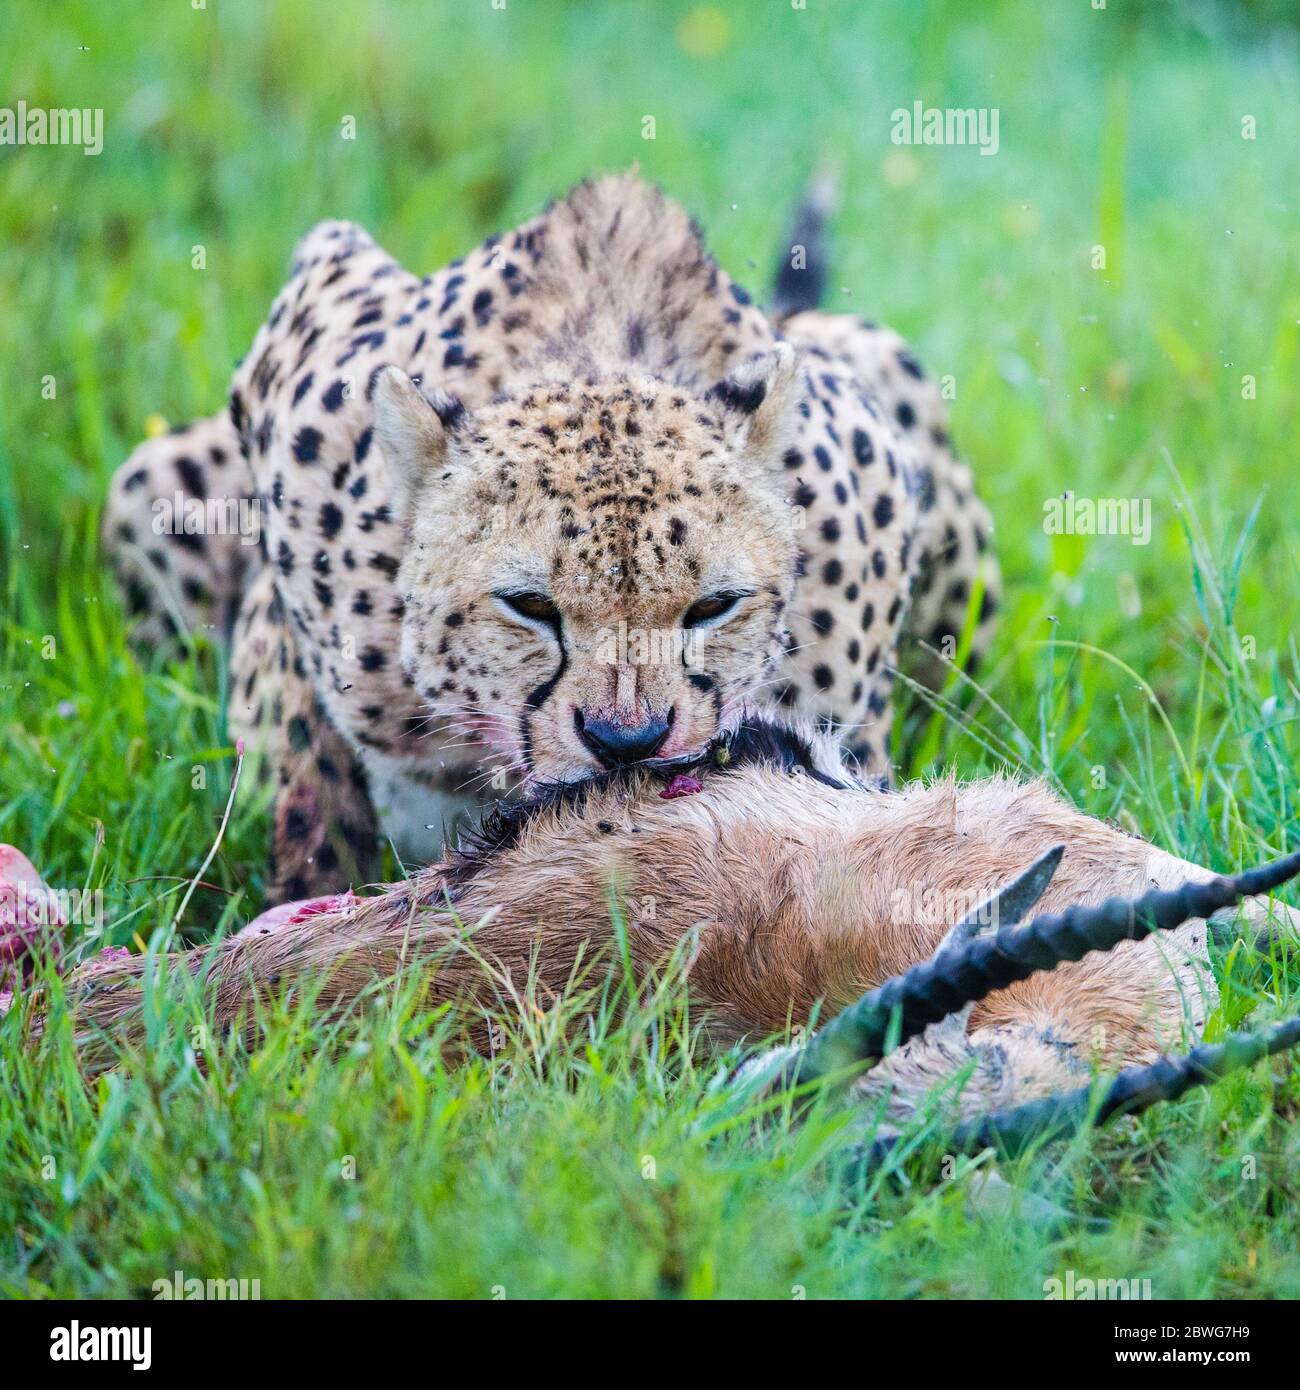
[3,0,1300,1298]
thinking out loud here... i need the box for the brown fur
[65,748,1286,1122]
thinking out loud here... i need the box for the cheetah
[104,173,999,901]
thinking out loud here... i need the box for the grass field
[2,0,1300,1298]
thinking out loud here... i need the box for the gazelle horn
[849,1013,1300,1179]
[785,846,1300,1099]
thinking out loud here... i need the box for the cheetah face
[375,350,805,784]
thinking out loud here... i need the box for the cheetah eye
[683,592,747,629]
[496,590,561,625]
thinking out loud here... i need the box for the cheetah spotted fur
[104,174,999,901]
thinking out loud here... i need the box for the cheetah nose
[574,708,673,769]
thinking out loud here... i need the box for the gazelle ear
[706,343,806,473]
[372,365,468,513]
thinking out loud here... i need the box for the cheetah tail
[769,163,839,322]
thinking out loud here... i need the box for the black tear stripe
[518,631,569,771]
[442,714,850,895]
[687,669,722,727]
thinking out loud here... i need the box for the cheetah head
[374,347,805,785]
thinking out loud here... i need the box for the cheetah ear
[372,365,468,513]
[707,343,806,476]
